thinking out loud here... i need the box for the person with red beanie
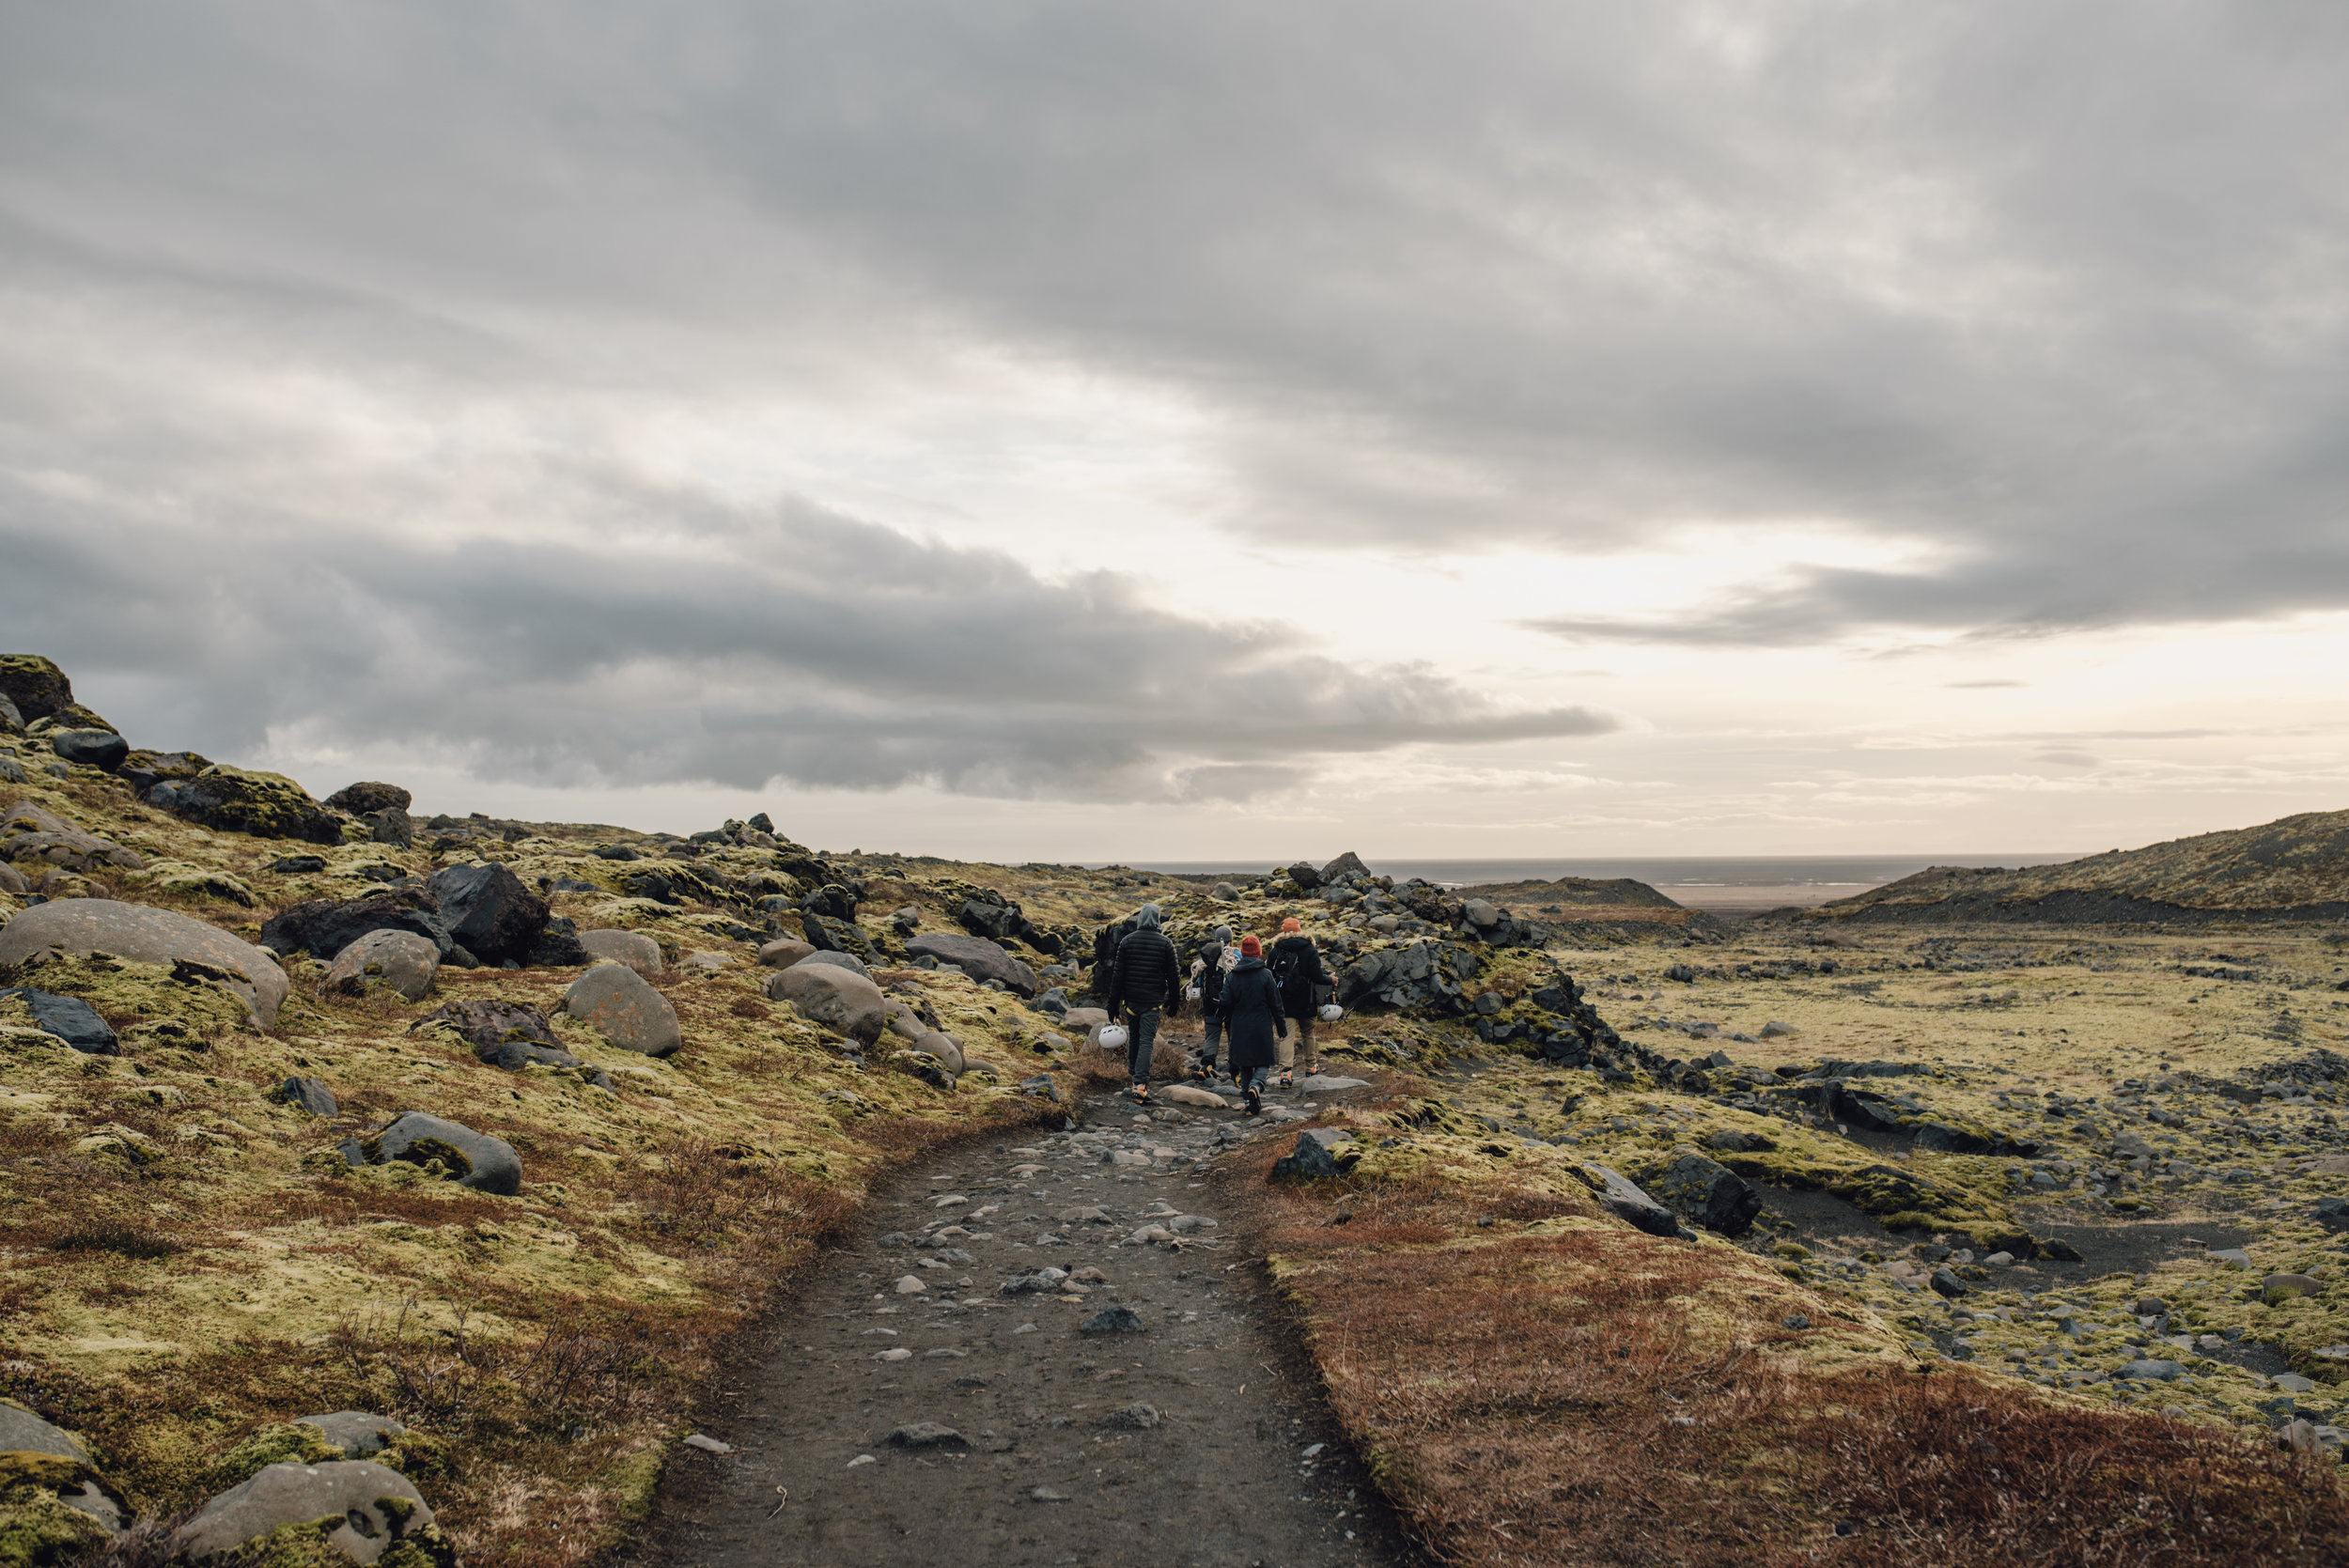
[1214,932,1286,1115]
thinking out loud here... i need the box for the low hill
[1813,808,2349,925]
[1456,874,1684,909]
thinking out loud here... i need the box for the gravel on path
[629,1081,1423,1568]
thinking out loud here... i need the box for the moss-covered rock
[159,766,343,845]
[0,952,255,1048]
[0,657,74,725]
[0,1452,120,1565]
[129,859,257,908]
[200,1423,348,1491]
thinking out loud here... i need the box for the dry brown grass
[1250,1170,2349,1567]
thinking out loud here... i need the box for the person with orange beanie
[1214,932,1285,1115]
[1267,916,1330,1088]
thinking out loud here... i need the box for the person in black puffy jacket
[1216,934,1285,1116]
[1268,917,1331,1088]
[1103,904,1182,1101]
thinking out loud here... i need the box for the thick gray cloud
[4,0,2348,744]
[0,461,1609,799]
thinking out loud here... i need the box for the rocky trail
[629,1075,1423,1568]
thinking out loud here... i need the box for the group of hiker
[1093,905,1331,1115]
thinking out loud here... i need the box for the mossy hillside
[0,800,1090,1565]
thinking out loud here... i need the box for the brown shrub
[1252,1179,2349,1567]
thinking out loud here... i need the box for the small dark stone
[270,856,328,875]
[1097,1403,1160,1430]
[2039,1238,2084,1262]
[1782,1313,1810,1330]
[0,987,118,1054]
[885,1422,967,1449]
[1929,1266,1968,1298]
[269,1076,339,1117]
[1078,1306,1146,1336]
[1270,1132,1344,1182]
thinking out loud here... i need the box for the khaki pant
[1276,1013,1316,1076]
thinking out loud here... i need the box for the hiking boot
[1244,1087,1262,1116]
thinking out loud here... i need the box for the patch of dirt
[2011,1214,2253,1279]
[623,1087,1427,1568]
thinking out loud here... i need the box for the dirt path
[630,1080,1423,1568]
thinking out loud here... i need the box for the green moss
[200,1423,347,1491]
[0,656,73,725]
[1,952,251,1046]
[168,766,343,845]
[130,858,257,907]
[0,1453,115,1567]
[209,1515,457,1568]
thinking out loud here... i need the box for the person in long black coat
[1216,934,1286,1116]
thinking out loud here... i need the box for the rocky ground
[3,652,2348,1566]
[628,1076,1423,1568]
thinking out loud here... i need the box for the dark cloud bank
[6,3,2349,793]
[1,475,1609,800]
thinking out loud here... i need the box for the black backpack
[1269,941,1310,1007]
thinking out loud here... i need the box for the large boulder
[0,899,289,1024]
[1578,1164,1687,1239]
[1283,861,1323,892]
[755,937,816,969]
[343,1111,521,1195]
[768,963,887,1045]
[1318,850,1373,884]
[0,655,74,723]
[411,999,575,1069]
[0,693,17,734]
[905,932,1040,997]
[325,782,412,815]
[1639,1152,1764,1237]
[799,949,870,978]
[50,729,128,770]
[425,862,549,967]
[153,764,343,844]
[322,930,441,1001]
[581,928,663,977]
[170,1460,453,1565]
[563,964,682,1058]
[261,893,454,960]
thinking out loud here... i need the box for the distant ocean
[1128,855,2086,914]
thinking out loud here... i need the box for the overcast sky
[7,2,2349,862]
